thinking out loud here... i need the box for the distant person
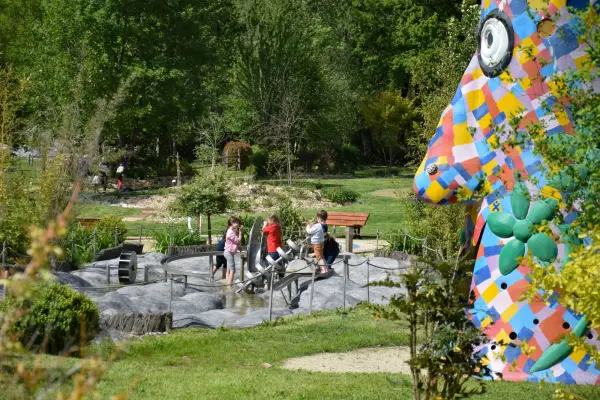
[224,216,243,288]
[212,229,228,280]
[91,175,100,193]
[306,211,327,274]
[263,214,283,276]
[100,171,108,192]
[116,163,125,191]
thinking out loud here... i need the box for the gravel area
[281,347,411,374]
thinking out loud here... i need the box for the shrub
[232,199,252,212]
[395,192,464,260]
[365,257,489,400]
[322,187,360,204]
[3,281,100,355]
[336,143,361,173]
[239,214,259,245]
[64,217,128,267]
[223,141,252,170]
[150,227,206,254]
[277,198,306,240]
[94,216,127,245]
[249,145,269,176]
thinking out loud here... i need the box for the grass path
[88,309,600,399]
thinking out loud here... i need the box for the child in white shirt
[306,211,328,274]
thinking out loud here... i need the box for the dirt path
[281,346,411,374]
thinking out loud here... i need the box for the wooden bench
[326,212,370,252]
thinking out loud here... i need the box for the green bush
[336,143,361,173]
[277,198,306,240]
[150,227,206,254]
[94,217,127,244]
[3,281,100,355]
[394,192,464,260]
[250,146,269,177]
[233,199,253,212]
[239,214,259,245]
[322,187,360,204]
[64,217,128,266]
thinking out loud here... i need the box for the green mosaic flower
[488,183,559,276]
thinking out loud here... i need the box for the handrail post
[308,262,317,315]
[93,229,97,259]
[343,257,347,311]
[403,233,407,253]
[366,260,370,303]
[268,268,275,321]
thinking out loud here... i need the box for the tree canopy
[0,0,476,176]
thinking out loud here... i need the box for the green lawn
[66,310,600,399]
[73,204,141,219]
[294,176,411,236]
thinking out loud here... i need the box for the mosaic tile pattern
[413,0,600,384]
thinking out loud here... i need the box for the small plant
[262,197,275,208]
[233,198,253,212]
[63,217,128,267]
[239,214,259,245]
[322,187,360,204]
[150,227,206,254]
[3,280,100,355]
[365,257,490,400]
[277,198,306,240]
[388,230,423,255]
[94,216,127,244]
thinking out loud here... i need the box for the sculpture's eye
[478,10,514,77]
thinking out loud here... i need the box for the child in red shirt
[262,214,283,262]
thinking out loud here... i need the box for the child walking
[224,216,243,288]
[306,211,328,274]
[211,230,228,280]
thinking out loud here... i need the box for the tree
[173,172,230,244]
[194,112,226,171]
[265,90,307,185]
[360,92,419,166]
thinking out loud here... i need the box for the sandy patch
[370,189,400,199]
[281,346,411,374]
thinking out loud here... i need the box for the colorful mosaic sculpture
[413,0,600,384]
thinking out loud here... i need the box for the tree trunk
[197,215,201,232]
[207,214,212,245]
[211,149,216,172]
[286,141,292,186]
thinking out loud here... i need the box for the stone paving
[53,252,407,341]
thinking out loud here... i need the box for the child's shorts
[224,251,236,273]
[312,243,324,260]
[215,255,227,270]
